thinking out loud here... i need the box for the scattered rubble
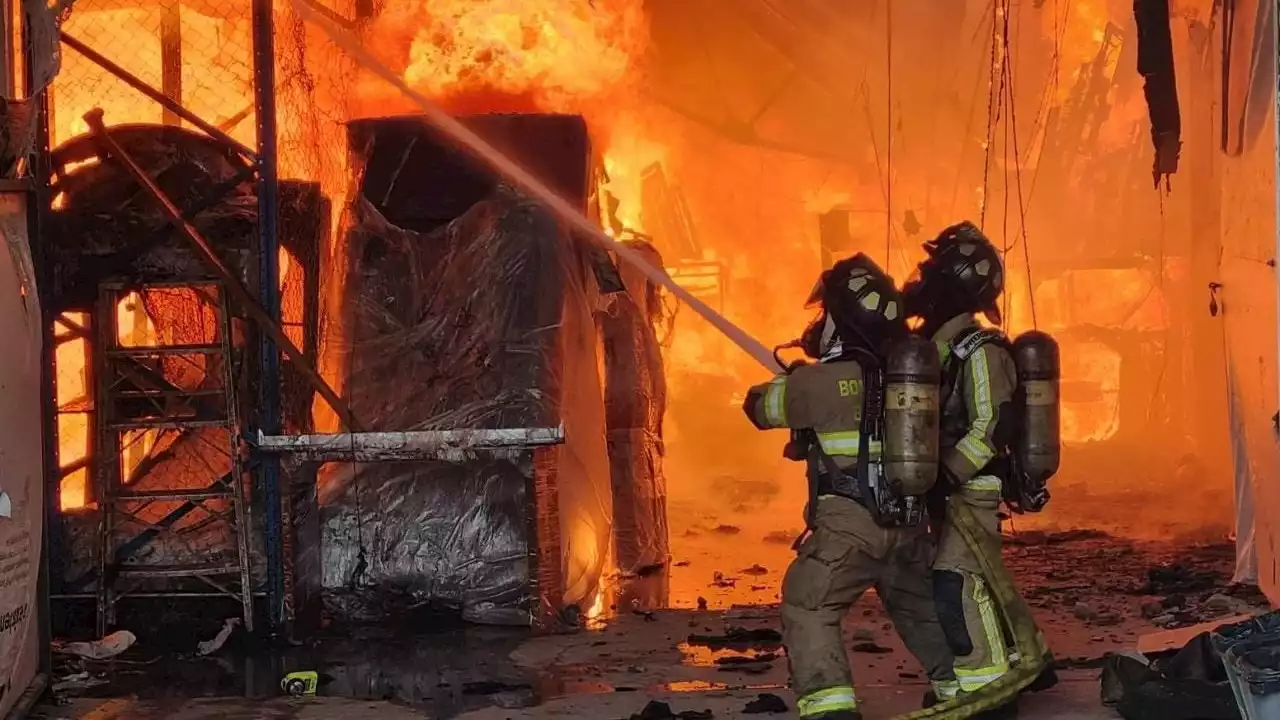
[1006,529,1109,546]
[53,630,137,660]
[762,531,796,545]
[1005,530,1266,633]
[1073,602,1099,621]
[712,525,741,535]
[687,627,783,652]
[742,693,790,714]
[51,670,108,693]
[852,642,894,654]
[628,700,713,720]
[711,572,737,588]
[196,617,240,656]
[741,564,769,576]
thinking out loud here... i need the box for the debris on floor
[686,627,782,651]
[628,699,713,720]
[742,693,789,714]
[851,641,894,654]
[1100,613,1280,720]
[53,630,137,660]
[711,572,736,588]
[195,618,240,656]
[762,531,796,545]
[281,670,321,697]
[51,671,108,693]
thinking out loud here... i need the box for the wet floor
[37,534,1252,720]
[51,623,544,717]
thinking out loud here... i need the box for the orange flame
[356,0,647,117]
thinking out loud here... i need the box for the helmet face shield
[800,310,833,359]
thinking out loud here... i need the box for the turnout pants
[782,495,957,718]
[932,476,1010,693]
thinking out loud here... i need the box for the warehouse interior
[0,0,1278,717]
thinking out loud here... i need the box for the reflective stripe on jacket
[743,361,879,465]
[933,315,1016,485]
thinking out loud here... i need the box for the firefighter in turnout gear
[902,222,1056,717]
[743,254,958,720]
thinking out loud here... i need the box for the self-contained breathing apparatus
[942,326,1061,513]
[775,254,943,531]
[904,221,1063,514]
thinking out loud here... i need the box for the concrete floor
[33,534,1251,720]
[41,680,1116,720]
[34,598,1128,720]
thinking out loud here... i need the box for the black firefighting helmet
[800,253,906,357]
[903,221,1005,325]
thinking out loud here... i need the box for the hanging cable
[981,0,1040,330]
[979,1,1001,229]
[885,0,893,265]
[1001,0,1037,329]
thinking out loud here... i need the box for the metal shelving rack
[34,0,287,631]
[93,281,253,634]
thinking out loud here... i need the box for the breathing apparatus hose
[890,497,1052,720]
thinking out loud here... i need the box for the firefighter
[743,254,958,720]
[902,221,1048,715]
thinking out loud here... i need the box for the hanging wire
[979,0,1002,229]
[979,0,1040,330]
[885,0,894,265]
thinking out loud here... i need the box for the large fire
[46,0,1237,607]
[361,0,646,115]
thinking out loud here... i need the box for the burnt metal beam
[252,0,286,633]
[60,32,257,161]
[159,3,182,127]
[63,471,234,592]
[81,109,360,433]
[254,426,567,462]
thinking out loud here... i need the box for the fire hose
[890,496,1054,720]
[287,0,783,376]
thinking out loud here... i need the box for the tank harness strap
[942,327,1006,406]
[794,430,824,551]
[855,362,883,521]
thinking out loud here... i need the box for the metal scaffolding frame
[93,281,254,634]
[33,0,288,630]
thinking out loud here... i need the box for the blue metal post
[251,0,283,632]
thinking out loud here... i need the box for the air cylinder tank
[883,335,941,496]
[1012,330,1061,484]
